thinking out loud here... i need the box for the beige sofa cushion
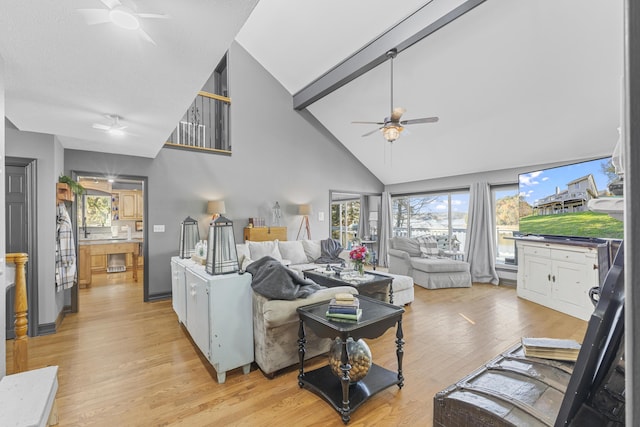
[301,239,322,262]
[247,240,283,261]
[278,241,308,265]
[260,286,358,328]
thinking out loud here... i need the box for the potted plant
[58,175,85,195]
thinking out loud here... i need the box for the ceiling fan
[77,0,168,45]
[92,115,128,137]
[352,49,439,143]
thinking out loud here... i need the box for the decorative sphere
[328,337,372,382]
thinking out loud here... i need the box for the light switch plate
[318,212,324,221]
[153,224,165,232]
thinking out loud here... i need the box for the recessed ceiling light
[109,6,140,30]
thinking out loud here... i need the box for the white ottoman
[374,271,414,306]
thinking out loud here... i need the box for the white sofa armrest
[388,248,412,276]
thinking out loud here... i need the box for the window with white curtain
[492,185,520,265]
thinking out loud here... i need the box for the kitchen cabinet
[173,258,253,383]
[516,238,609,321]
[112,190,143,220]
[78,246,91,288]
[90,254,107,273]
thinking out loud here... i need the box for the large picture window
[493,185,520,265]
[391,191,469,250]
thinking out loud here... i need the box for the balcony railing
[165,91,231,154]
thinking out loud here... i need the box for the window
[78,194,112,228]
[493,185,520,265]
[391,191,469,250]
[331,198,360,248]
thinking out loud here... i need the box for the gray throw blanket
[247,256,325,300]
[314,238,345,264]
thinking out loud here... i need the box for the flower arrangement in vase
[349,245,369,276]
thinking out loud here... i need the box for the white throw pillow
[236,243,251,267]
[247,240,283,261]
[278,241,308,265]
[301,240,321,262]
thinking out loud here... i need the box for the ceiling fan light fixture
[109,6,140,30]
[383,125,402,143]
[107,128,126,137]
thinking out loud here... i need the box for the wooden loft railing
[6,252,29,373]
[164,90,232,155]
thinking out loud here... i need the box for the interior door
[5,161,37,337]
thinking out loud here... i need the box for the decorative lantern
[179,216,200,259]
[205,215,239,275]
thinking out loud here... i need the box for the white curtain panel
[378,192,393,268]
[464,182,499,285]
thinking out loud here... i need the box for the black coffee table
[303,269,394,304]
[297,295,404,424]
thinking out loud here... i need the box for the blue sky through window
[519,157,613,206]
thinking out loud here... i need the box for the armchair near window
[388,237,471,289]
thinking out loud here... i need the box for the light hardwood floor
[6,273,587,426]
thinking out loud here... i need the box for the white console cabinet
[171,257,253,383]
[516,238,609,321]
[170,257,194,325]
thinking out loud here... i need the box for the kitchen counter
[78,239,143,287]
[78,238,143,245]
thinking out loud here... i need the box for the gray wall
[1,52,5,377]
[384,157,606,195]
[5,129,65,326]
[64,42,384,299]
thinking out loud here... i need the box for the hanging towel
[56,202,76,291]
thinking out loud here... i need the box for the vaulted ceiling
[0,0,624,185]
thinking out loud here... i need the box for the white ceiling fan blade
[390,107,406,122]
[137,13,170,19]
[401,116,439,125]
[100,0,122,9]
[138,28,157,45]
[352,121,384,125]
[92,123,110,130]
[77,9,111,25]
[362,127,383,137]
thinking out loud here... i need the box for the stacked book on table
[521,337,581,361]
[326,293,362,322]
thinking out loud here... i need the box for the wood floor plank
[5,274,587,426]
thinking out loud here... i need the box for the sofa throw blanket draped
[247,256,325,300]
[314,238,345,264]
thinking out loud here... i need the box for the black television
[518,157,624,240]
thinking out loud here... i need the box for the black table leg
[339,338,351,424]
[298,319,306,387]
[396,319,404,388]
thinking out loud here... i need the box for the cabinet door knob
[548,274,551,282]
[552,275,556,283]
